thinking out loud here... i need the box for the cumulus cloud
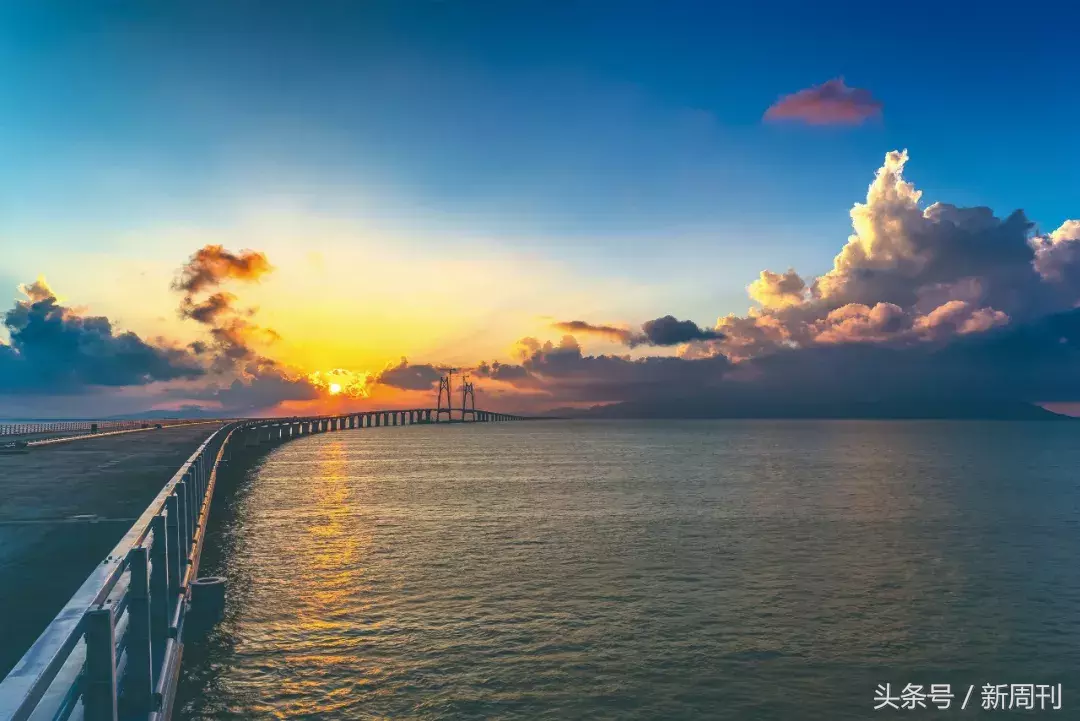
[764,78,882,126]
[1032,219,1080,284]
[374,358,442,391]
[748,269,807,309]
[646,148,1080,412]
[0,278,204,394]
[552,315,722,348]
[701,150,1080,368]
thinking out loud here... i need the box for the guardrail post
[176,481,190,571]
[192,463,202,506]
[123,546,153,714]
[149,514,169,684]
[188,468,200,525]
[166,493,184,605]
[83,607,118,721]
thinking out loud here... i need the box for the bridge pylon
[460,375,477,422]
[436,375,454,422]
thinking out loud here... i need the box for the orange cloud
[764,78,882,126]
[173,244,273,295]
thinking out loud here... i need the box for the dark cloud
[640,315,723,345]
[732,306,1080,405]
[173,245,273,296]
[764,78,882,126]
[185,359,321,412]
[552,315,722,348]
[474,335,731,404]
[375,358,441,391]
[475,360,535,383]
[181,292,236,324]
[0,278,204,395]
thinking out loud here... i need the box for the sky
[2,1,1080,417]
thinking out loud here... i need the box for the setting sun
[328,382,342,395]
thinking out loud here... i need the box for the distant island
[548,396,1072,421]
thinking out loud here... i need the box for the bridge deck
[0,423,225,678]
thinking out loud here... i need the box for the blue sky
[1,1,1078,407]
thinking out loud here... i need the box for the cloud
[473,335,731,405]
[180,292,237,324]
[748,269,807,309]
[700,150,1080,366]
[168,245,325,411]
[1032,219,1080,284]
[174,245,285,373]
[187,359,322,412]
[551,320,637,345]
[653,148,1080,411]
[640,315,723,345]
[764,78,882,126]
[475,359,535,383]
[172,245,273,296]
[0,278,204,394]
[551,315,722,348]
[374,358,442,391]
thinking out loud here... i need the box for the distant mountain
[558,395,1072,421]
[106,406,227,420]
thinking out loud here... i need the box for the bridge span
[0,407,525,721]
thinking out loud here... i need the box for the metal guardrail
[0,420,220,440]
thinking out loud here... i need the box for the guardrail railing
[0,419,221,439]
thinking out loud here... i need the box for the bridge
[0,403,525,721]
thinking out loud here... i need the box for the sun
[328,382,342,395]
